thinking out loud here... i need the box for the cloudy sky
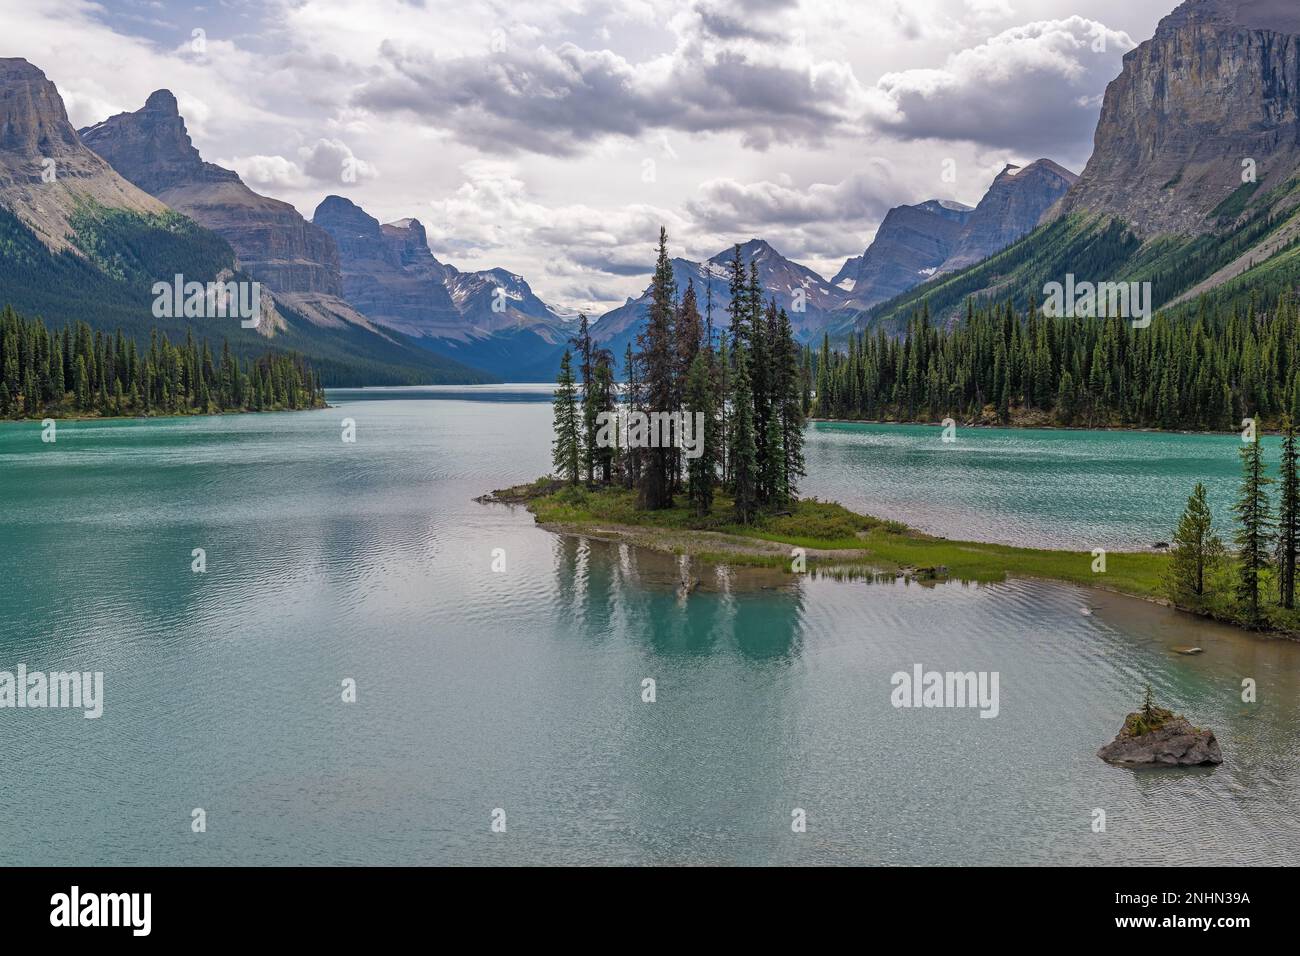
[5,0,1177,315]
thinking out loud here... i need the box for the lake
[1,386,1296,865]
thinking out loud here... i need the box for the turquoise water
[0,387,1296,865]
[806,421,1250,550]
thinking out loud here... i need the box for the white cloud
[868,17,1136,158]
[299,138,378,184]
[223,138,376,191]
[226,153,308,190]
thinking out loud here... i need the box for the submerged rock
[1098,707,1222,767]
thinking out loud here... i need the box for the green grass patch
[507,479,1300,636]
[518,481,1170,597]
[853,529,1167,595]
[1210,181,1263,222]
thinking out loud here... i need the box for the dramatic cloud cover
[4,0,1173,315]
[870,16,1137,153]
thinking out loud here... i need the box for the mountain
[863,0,1300,332]
[313,194,570,381]
[1056,0,1300,237]
[312,195,460,332]
[830,160,1075,319]
[592,239,843,364]
[0,58,257,354]
[831,200,973,312]
[0,58,169,250]
[938,160,1077,273]
[70,87,489,384]
[80,91,352,321]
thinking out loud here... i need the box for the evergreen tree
[1233,430,1275,622]
[805,293,1300,433]
[726,245,747,357]
[684,350,715,517]
[551,350,581,485]
[590,348,616,485]
[623,344,641,490]
[74,355,89,408]
[712,338,733,486]
[730,349,759,524]
[773,307,805,504]
[1165,483,1222,601]
[0,309,324,419]
[760,411,784,508]
[637,226,677,510]
[1278,416,1300,608]
[570,313,597,484]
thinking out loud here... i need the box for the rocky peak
[144,89,180,113]
[832,200,973,311]
[314,196,444,272]
[913,199,975,223]
[0,58,166,251]
[78,92,346,298]
[594,238,840,357]
[1163,0,1300,34]
[1057,0,1300,236]
[386,217,427,245]
[381,219,436,268]
[939,159,1077,272]
[312,195,460,335]
[0,58,80,158]
[315,194,379,232]
[731,238,775,260]
[80,89,239,194]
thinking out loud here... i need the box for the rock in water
[1098,711,1223,766]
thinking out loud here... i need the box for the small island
[480,478,1172,593]
[483,227,1300,641]
[1097,686,1223,767]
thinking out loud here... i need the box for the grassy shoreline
[808,416,1272,438]
[1,403,329,423]
[480,478,1298,641]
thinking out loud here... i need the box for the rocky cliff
[939,160,1077,272]
[1057,0,1300,236]
[832,200,973,312]
[0,58,166,250]
[313,194,564,340]
[313,195,461,337]
[313,194,569,380]
[80,91,346,301]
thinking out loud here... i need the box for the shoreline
[479,479,1300,643]
[0,404,328,424]
[808,417,1266,438]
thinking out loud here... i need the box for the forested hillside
[0,204,491,387]
[0,306,326,418]
[858,180,1300,338]
[815,293,1300,432]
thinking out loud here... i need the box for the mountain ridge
[0,64,492,385]
[862,0,1300,334]
[312,193,571,381]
